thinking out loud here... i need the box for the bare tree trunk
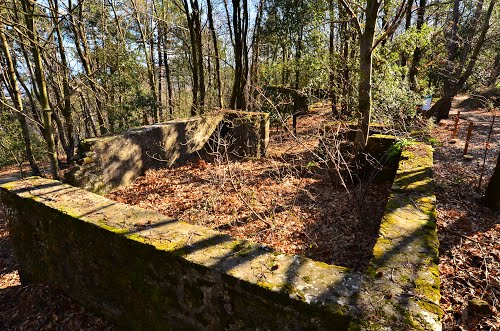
[294,26,303,90]
[329,0,338,116]
[68,0,107,134]
[131,0,159,123]
[0,25,40,175]
[182,0,200,115]
[484,152,500,210]
[356,0,379,149]
[163,32,174,117]
[487,53,500,87]
[248,0,264,109]
[427,0,496,121]
[400,0,413,76]
[408,0,426,90]
[207,0,223,108]
[22,0,59,179]
[230,0,249,110]
[50,0,75,160]
[191,0,205,113]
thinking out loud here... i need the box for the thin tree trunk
[22,0,59,179]
[487,53,500,87]
[0,25,40,175]
[191,0,205,113]
[427,0,496,121]
[50,0,75,160]
[484,152,500,210]
[163,32,174,117]
[409,0,426,90]
[295,26,303,90]
[356,0,379,149]
[207,0,223,108]
[182,0,199,115]
[401,0,413,76]
[68,0,107,135]
[329,0,337,116]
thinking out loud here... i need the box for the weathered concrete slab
[358,143,442,330]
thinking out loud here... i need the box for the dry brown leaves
[433,106,499,330]
[108,108,392,271]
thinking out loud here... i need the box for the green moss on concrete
[1,177,359,330]
[363,143,441,330]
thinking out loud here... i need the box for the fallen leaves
[433,106,500,330]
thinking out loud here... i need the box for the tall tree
[340,0,407,149]
[207,0,223,108]
[426,0,496,121]
[0,25,40,175]
[229,0,249,110]
[21,0,59,179]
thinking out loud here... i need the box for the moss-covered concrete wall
[0,143,440,330]
[65,111,269,194]
[0,178,360,330]
[359,143,442,330]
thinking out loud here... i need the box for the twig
[224,153,273,228]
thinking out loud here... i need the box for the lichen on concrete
[0,141,440,330]
[0,177,359,330]
[65,111,269,194]
[360,143,442,331]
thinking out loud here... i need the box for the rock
[449,139,458,144]
[468,299,492,315]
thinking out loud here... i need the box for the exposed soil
[107,106,393,271]
[432,98,500,330]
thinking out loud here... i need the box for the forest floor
[0,96,498,330]
[432,96,499,330]
[107,104,392,271]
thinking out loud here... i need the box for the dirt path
[433,96,499,330]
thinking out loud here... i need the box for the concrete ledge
[0,144,440,330]
[359,143,442,330]
[0,178,360,330]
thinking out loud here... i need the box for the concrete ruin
[0,142,441,330]
[64,110,269,194]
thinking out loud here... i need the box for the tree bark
[22,0,59,179]
[68,0,107,135]
[230,0,249,110]
[207,0,223,108]
[50,0,75,161]
[356,0,379,149]
[484,152,500,210]
[0,25,40,175]
[427,0,496,121]
[409,0,426,90]
[182,0,200,115]
[329,0,338,116]
[487,53,500,87]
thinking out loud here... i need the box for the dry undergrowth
[107,107,393,271]
[1,100,497,330]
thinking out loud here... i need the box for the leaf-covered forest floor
[432,96,499,330]
[0,96,498,330]
[107,105,392,271]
